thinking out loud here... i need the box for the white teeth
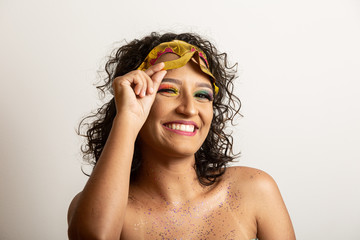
[187,125,194,132]
[165,123,195,133]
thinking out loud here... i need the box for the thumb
[145,62,165,77]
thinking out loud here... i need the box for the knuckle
[113,76,121,83]
[133,70,143,76]
[137,79,143,85]
[112,76,124,87]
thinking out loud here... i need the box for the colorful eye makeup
[157,84,179,96]
[157,83,213,101]
[194,90,214,101]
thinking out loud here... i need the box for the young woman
[67,32,296,240]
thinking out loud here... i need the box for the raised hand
[112,62,167,131]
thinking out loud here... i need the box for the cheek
[206,109,214,130]
[144,97,174,128]
[147,98,165,120]
[203,106,214,123]
[139,103,163,143]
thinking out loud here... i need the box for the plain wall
[1,0,359,239]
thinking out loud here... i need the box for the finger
[136,72,151,98]
[146,74,154,95]
[139,74,148,97]
[144,62,165,77]
[151,70,167,91]
[133,75,144,96]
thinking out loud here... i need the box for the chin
[160,140,201,158]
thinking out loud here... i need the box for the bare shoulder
[67,192,82,224]
[222,166,284,208]
[222,166,277,191]
[223,166,296,239]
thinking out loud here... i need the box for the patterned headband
[137,40,219,94]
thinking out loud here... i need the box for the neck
[132,146,206,204]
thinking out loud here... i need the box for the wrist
[112,115,141,139]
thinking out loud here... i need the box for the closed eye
[157,84,179,96]
[157,88,177,94]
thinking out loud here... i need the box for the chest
[121,197,256,240]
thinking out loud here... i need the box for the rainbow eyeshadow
[157,84,179,96]
[194,89,214,101]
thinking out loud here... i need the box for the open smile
[162,121,198,136]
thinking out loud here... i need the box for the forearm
[68,117,138,240]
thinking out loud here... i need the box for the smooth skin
[68,54,296,240]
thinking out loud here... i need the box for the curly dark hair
[78,32,241,186]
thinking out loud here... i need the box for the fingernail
[149,87,154,94]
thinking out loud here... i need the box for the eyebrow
[162,78,182,85]
[161,78,213,91]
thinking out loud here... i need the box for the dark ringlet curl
[77,32,242,186]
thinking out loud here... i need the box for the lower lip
[162,125,197,136]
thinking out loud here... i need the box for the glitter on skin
[122,168,259,239]
[118,57,260,238]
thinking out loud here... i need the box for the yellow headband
[137,40,219,95]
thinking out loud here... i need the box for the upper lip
[163,120,199,129]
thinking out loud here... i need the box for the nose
[175,93,198,116]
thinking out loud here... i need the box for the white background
[1,0,359,239]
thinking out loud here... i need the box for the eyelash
[157,86,213,101]
[194,91,213,101]
[157,87,178,94]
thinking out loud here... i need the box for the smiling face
[138,53,214,158]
